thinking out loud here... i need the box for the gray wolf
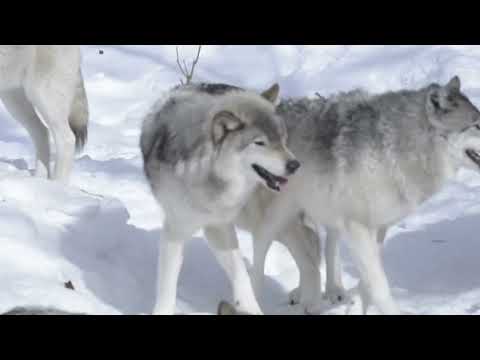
[0,45,89,182]
[251,76,480,314]
[140,82,300,315]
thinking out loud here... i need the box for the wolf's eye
[254,141,266,146]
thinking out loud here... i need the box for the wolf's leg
[251,195,299,299]
[343,221,399,315]
[152,222,191,315]
[281,220,323,313]
[324,227,350,304]
[0,89,50,177]
[205,224,263,315]
[251,233,273,299]
[356,226,389,314]
[377,226,387,245]
[26,82,76,183]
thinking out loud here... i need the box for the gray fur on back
[284,79,480,169]
[282,85,444,169]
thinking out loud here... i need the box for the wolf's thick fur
[0,45,89,182]
[141,82,300,315]
[251,76,480,314]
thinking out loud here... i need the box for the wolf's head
[426,76,480,171]
[209,84,300,192]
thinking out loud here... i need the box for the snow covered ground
[2,45,480,315]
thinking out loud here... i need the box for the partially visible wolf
[249,76,480,314]
[235,95,349,313]
[141,82,300,315]
[0,45,89,182]
[2,306,84,315]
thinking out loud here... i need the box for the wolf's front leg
[153,224,190,315]
[205,224,263,315]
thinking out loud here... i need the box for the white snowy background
[2,45,480,315]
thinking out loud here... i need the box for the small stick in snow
[176,45,202,85]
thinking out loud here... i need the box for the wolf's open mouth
[466,149,480,167]
[252,164,288,192]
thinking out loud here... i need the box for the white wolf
[249,76,480,314]
[0,45,89,182]
[140,82,301,315]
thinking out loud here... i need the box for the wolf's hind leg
[344,221,399,315]
[27,81,76,182]
[1,89,50,177]
[251,234,273,299]
[251,195,299,301]
[324,227,351,305]
[281,219,323,313]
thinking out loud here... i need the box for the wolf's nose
[286,160,301,174]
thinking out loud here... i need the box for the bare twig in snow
[176,45,202,85]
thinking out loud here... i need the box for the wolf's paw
[288,287,301,305]
[303,299,331,315]
[324,285,354,305]
[232,300,264,315]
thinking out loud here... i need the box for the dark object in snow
[2,306,85,315]
[99,49,104,55]
[64,281,75,290]
[217,301,251,315]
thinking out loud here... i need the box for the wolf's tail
[69,69,89,152]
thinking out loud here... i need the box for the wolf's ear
[211,111,244,145]
[217,301,237,315]
[261,83,280,103]
[446,76,461,92]
[426,85,470,131]
[427,87,443,113]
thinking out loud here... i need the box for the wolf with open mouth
[141,82,299,315]
[244,76,480,315]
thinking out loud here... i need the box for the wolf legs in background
[254,222,351,312]
[341,221,399,315]
[251,200,344,312]
[25,78,78,182]
[324,227,349,303]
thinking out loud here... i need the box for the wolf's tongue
[277,177,288,185]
